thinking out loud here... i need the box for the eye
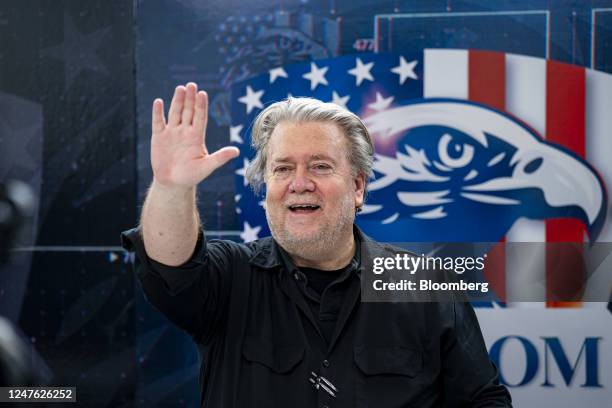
[311,163,332,174]
[438,133,474,168]
[273,165,291,174]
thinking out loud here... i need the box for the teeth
[290,205,319,209]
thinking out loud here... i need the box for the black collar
[248,225,370,274]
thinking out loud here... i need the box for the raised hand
[151,83,239,189]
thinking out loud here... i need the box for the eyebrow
[270,155,338,164]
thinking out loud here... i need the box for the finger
[152,98,166,134]
[168,85,186,127]
[198,146,240,180]
[181,82,197,125]
[193,90,208,138]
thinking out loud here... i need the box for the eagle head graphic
[359,99,607,243]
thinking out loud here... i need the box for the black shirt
[300,267,344,297]
[278,242,352,346]
[121,226,512,408]
[298,266,345,344]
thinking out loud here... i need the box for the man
[122,82,512,407]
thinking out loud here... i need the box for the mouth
[287,204,321,214]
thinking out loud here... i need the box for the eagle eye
[438,133,474,168]
[524,157,543,174]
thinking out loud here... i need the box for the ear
[354,173,366,209]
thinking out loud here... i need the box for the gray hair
[245,97,374,195]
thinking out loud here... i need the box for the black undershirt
[300,267,344,296]
[299,267,345,343]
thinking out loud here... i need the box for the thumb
[198,146,240,180]
[210,146,240,167]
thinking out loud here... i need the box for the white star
[368,92,394,111]
[230,124,243,144]
[269,67,288,83]
[348,58,374,86]
[240,221,261,243]
[235,194,242,214]
[238,86,264,114]
[331,91,350,109]
[302,62,329,90]
[391,56,418,85]
[235,158,250,186]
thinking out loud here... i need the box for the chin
[284,229,322,245]
[281,237,329,261]
[272,226,326,254]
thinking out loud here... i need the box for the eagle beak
[463,143,607,240]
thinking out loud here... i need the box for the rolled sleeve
[120,226,235,343]
[121,227,206,295]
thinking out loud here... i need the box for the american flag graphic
[229,50,612,306]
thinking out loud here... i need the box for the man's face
[264,121,365,261]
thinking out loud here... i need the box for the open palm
[151,83,239,188]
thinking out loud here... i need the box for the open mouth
[288,204,321,213]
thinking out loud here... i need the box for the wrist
[151,179,196,198]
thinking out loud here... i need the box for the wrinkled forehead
[266,121,349,160]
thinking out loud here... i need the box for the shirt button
[322,359,330,368]
[293,272,300,281]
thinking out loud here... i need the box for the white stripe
[505,53,547,308]
[586,68,612,243]
[505,54,547,135]
[424,49,468,99]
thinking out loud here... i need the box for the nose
[289,167,315,193]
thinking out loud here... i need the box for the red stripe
[545,61,586,160]
[468,50,506,302]
[545,61,586,307]
[469,50,506,110]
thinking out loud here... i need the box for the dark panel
[18,251,136,406]
[594,10,612,72]
[0,0,136,246]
